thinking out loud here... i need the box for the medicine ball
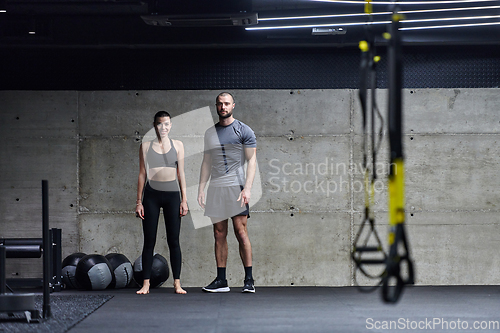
[105,253,133,289]
[133,253,169,288]
[62,252,86,289]
[75,254,115,290]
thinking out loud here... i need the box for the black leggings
[142,182,182,280]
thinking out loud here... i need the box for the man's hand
[197,191,206,209]
[237,188,251,207]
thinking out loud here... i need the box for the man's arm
[238,147,257,206]
[197,152,211,208]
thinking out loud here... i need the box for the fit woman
[135,111,188,294]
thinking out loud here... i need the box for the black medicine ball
[105,253,133,289]
[75,254,115,290]
[61,252,86,289]
[133,253,170,288]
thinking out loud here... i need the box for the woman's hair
[154,111,171,123]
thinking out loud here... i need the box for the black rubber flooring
[67,286,500,333]
[0,294,112,333]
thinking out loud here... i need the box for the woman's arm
[175,140,189,217]
[136,143,147,219]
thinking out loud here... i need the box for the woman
[135,111,188,294]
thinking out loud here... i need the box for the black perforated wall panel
[0,45,498,90]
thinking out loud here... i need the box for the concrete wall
[0,88,499,286]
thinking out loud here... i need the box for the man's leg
[232,215,252,267]
[202,219,230,292]
[213,219,229,267]
[233,215,255,293]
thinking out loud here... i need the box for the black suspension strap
[351,0,386,292]
[381,4,415,303]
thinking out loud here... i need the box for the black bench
[0,180,59,322]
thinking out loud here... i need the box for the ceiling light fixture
[403,14,500,23]
[258,5,500,22]
[401,20,500,29]
[258,6,500,22]
[400,5,500,14]
[247,13,498,31]
[312,27,347,34]
[258,12,391,21]
[312,0,498,4]
[246,20,390,30]
[142,13,258,27]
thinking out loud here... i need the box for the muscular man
[198,92,257,293]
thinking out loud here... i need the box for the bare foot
[174,279,187,294]
[137,280,150,295]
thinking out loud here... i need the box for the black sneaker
[242,278,255,293]
[202,278,230,293]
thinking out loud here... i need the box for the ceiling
[1,0,499,48]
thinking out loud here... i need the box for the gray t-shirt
[204,119,256,187]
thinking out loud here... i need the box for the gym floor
[66,285,500,333]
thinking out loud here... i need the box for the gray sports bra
[146,139,178,169]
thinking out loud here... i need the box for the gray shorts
[204,185,250,221]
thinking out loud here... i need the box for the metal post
[0,246,5,295]
[42,180,51,318]
[51,228,62,292]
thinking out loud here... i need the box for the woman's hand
[180,201,189,217]
[136,203,144,220]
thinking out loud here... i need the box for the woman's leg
[162,190,186,294]
[137,187,161,294]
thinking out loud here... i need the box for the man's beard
[218,110,233,119]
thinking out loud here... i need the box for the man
[198,92,257,293]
